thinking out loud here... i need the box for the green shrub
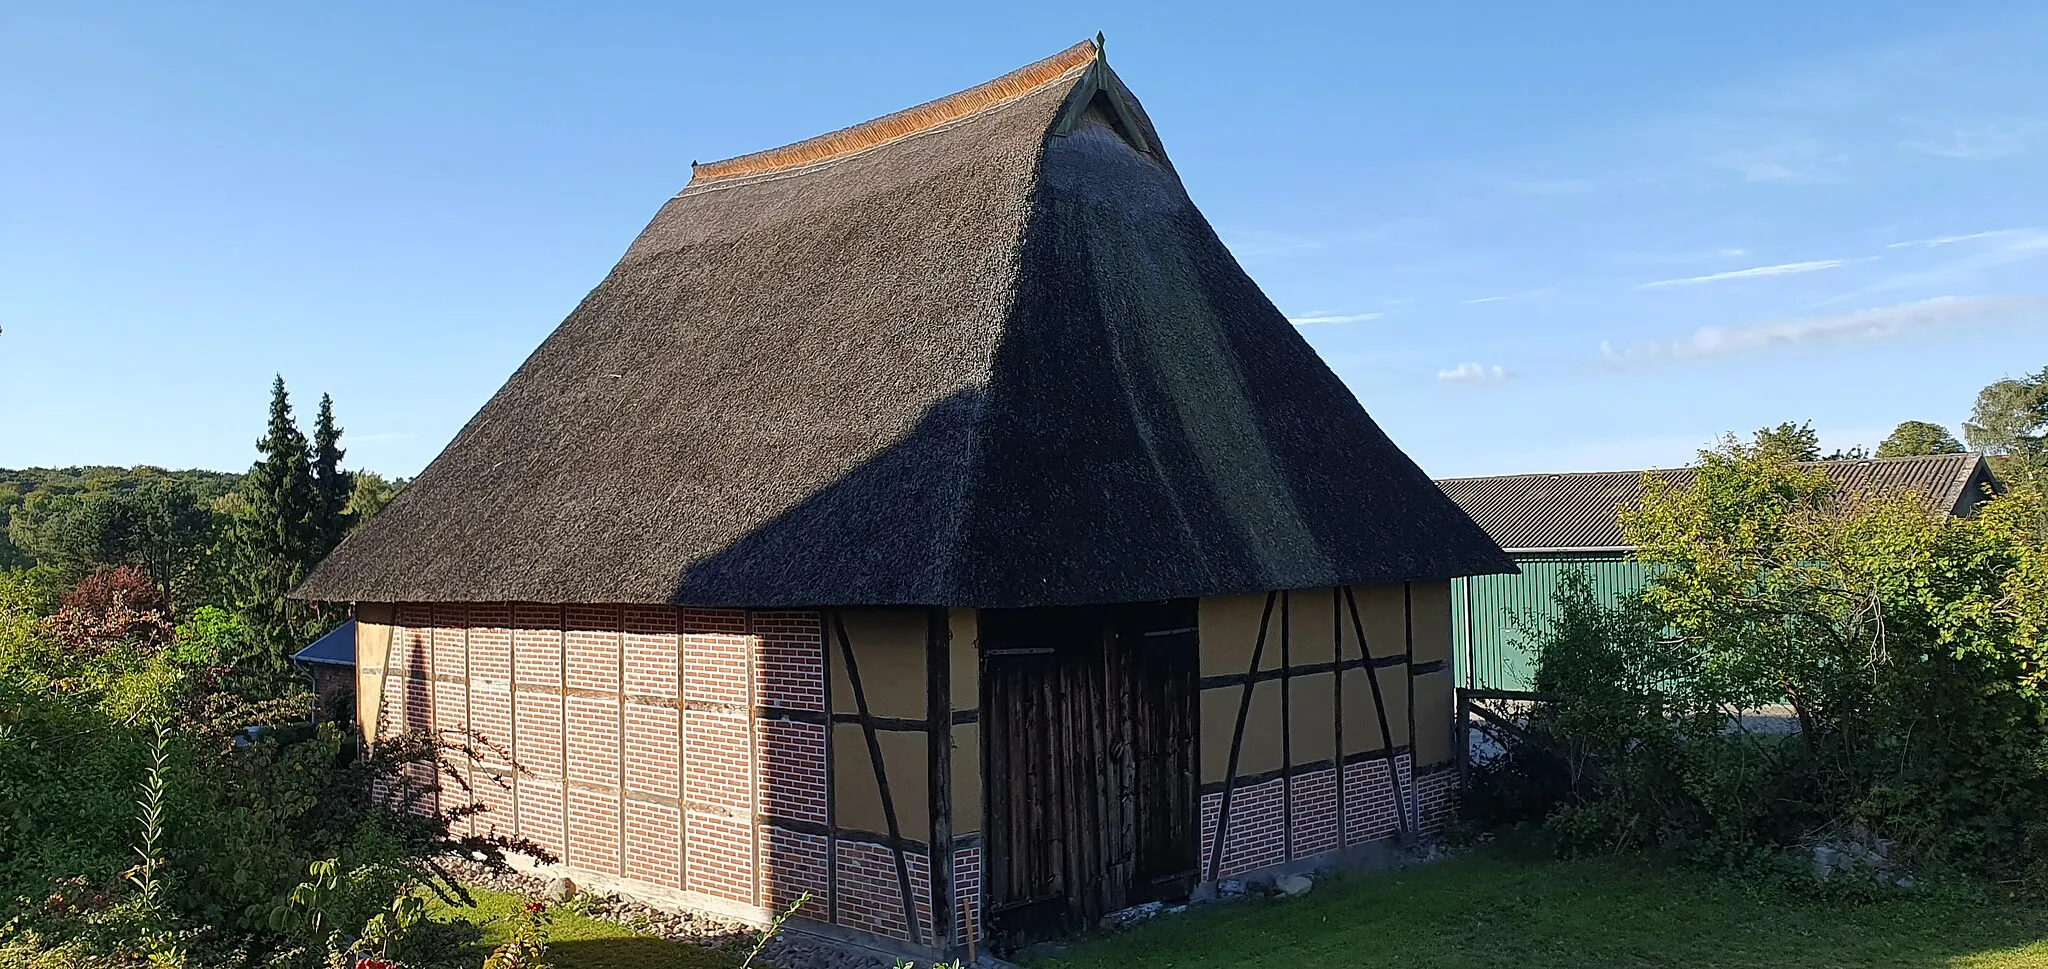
[1501,440,2048,883]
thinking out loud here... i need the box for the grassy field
[1033,853,2048,969]
[424,886,738,969]
[422,855,2048,969]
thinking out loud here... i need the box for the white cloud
[1287,311,1383,325]
[1602,294,2040,362]
[1438,362,1511,382]
[1461,296,1508,305]
[1635,258,1860,289]
[1884,228,2032,249]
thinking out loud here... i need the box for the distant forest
[0,466,244,568]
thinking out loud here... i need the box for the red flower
[524,900,547,915]
[354,959,396,969]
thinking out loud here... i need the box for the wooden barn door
[981,602,1199,947]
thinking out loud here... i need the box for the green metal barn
[1437,453,2003,690]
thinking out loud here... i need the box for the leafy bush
[0,578,545,968]
[1500,438,2048,883]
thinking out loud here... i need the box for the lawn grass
[423,885,739,969]
[1033,853,2048,969]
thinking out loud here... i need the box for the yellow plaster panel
[355,604,394,747]
[1201,682,1289,782]
[1350,585,1408,659]
[1339,664,1411,753]
[1286,670,1337,765]
[1411,668,1454,766]
[1409,581,1452,665]
[1199,687,1235,782]
[949,608,979,713]
[951,722,981,834]
[831,609,929,721]
[1284,588,1339,669]
[831,723,931,842]
[1199,594,1277,677]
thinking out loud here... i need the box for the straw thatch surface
[296,41,1511,608]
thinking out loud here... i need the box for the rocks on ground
[1273,873,1314,897]
[436,857,889,969]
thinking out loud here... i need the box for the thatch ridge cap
[686,39,1098,187]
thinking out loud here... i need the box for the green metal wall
[1450,554,1650,690]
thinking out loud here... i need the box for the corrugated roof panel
[1437,453,1991,552]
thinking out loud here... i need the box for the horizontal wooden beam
[1198,653,1405,691]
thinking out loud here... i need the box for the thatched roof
[1438,452,2001,553]
[296,39,1512,608]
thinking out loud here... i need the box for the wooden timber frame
[1200,584,1454,882]
[823,608,957,951]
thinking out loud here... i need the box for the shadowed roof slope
[1438,453,2000,552]
[296,40,1512,608]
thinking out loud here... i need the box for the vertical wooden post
[1462,578,1477,689]
[688,606,696,893]
[557,606,571,868]
[1331,588,1345,851]
[616,605,628,879]
[745,611,762,905]
[1279,591,1293,862]
[1403,584,1419,834]
[822,611,839,926]
[927,607,956,956]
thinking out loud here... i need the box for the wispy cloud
[1885,228,2032,249]
[1601,294,2040,362]
[1819,230,2048,304]
[1635,258,1861,289]
[1707,138,1846,183]
[1438,362,1512,382]
[1287,311,1383,325]
[1493,176,1600,197]
[1460,288,1549,305]
[1900,121,2045,160]
[1593,247,1751,268]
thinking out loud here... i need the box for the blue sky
[3,2,2046,480]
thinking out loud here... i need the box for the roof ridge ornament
[1048,38,1154,156]
[685,40,1099,186]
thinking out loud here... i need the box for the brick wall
[374,604,944,945]
[1198,750,1442,881]
[952,843,982,944]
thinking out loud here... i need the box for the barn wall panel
[359,602,955,954]
[1197,585,1457,882]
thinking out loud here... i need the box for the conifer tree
[234,375,321,672]
[311,392,352,557]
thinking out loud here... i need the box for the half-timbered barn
[296,38,1512,958]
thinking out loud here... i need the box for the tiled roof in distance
[1437,453,1994,552]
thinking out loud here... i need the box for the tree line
[2,377,405,682]
[1744,366,2048,484]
